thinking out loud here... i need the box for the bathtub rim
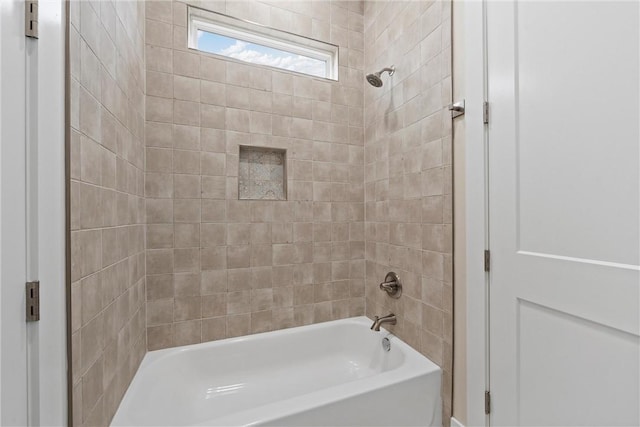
[143,316,440,372]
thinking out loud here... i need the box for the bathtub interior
[150,319,405,374]
[112,318,440,426]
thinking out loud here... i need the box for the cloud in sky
[219,40,326,78]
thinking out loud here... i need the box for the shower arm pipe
[379,66,395,76]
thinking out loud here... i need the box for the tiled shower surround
[364,1,454,423]
[69,0,452,425]
[144,0,366,349]
[69,1,146,426]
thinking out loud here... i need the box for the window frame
[187,6,339,80]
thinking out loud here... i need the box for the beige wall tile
[228,268,251,292]
[147,299,174,326]
[202,316,226,341]
[79,87,101,143]
[174,248,201,272]
[147,148,173,174]
[174,100,200,126]
[146,122,173,148]
[201,56,226,82]
[174,125,201,150]
[147,96,173,123]
[147,71,173,99]
[174,199,201,223]
[147,249,174,274]
[174,223,200,248]
[201,80,226,106]
[174,174,201,199]
[202,294,227,318]
[226,313,250,338]
[146,1,172,23]
[81,356,103,421]
[251,310,272,333]
[201,246,227,270]
[174,296,201,321]
[201,176,226,199]
[146,19,173,48]
[146,198,173,223]
[80,311,104,375]
[147,274,174,300]
[201,270,227,294]
[147,324,174,350]
[173,50,200,78]
[173,149,201,175]
[147,45,173,73]
[174,76,200,102]
[80,273,102,326]
[145,173,173,198]
[174,273,200,297]
[363,0,453,421]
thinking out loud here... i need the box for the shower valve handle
[379,272,402,299]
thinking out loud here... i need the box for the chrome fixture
[379,272,402,298]
[382,336,391,352]
[448,99,465,118]
[366,66,395,87]
[370,313,397,331]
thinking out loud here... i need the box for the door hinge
[26,281,40,322]
[484,250,490,272]
[485,390,491,414]
[483,101,489,124]
[25,0,38,38]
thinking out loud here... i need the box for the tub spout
[370,313,396,331]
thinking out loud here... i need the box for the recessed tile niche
[238,146,287,201]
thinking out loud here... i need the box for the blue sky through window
[197,30,327,78]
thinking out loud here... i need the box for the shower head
[366,73,384,87]
[366,66,395,87]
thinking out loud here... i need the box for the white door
[1,0,66,425]
[487,1,640,425]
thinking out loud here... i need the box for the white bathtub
[111,317,442,427]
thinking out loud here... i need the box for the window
[188,6,338,80]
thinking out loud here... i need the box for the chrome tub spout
[370,313,397,331]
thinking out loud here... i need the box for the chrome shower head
[366,66,395,87]
[366,72,384,87]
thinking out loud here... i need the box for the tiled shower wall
[363,0,454,423]
[69,1,146,425]
[144,0,366,350]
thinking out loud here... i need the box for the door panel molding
[517,251,640,271]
